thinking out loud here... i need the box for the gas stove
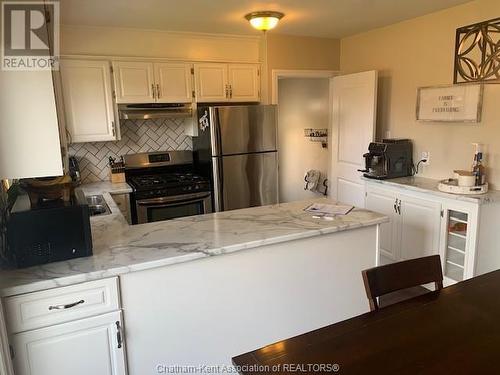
[130,173,205,188]
[128,172,210,199]
[123,151,212,224]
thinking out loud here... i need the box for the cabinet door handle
[111,121,116,137]
[48,299,85,310]
[151,84,156,100]
[116,321,123,349]
[397,200,401,215]
[394,198,398,214]
[229,84,233,99]
[156,83,161,99]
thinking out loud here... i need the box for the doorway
[273,70,336,203]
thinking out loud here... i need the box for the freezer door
[217,152,278,211]
[216,105,277,155]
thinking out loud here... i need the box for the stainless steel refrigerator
[193,105,278,212]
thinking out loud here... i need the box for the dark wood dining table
[232,270,500,374]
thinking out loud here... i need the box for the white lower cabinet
[111,193,132,225]
[365,188,399,261]
[365,180,500,286]
[4,278,126,375]
[366,186,441,264]
[399,196,441,261]
[10,311,126,375]
[440,206,478,286]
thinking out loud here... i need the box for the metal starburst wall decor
[454,17,500,84]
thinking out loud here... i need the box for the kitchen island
[0,183,387,374]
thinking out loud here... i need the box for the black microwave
[6,189,93,268]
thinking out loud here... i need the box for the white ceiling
[60,0,473,39]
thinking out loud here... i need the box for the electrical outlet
[421,151,430,165]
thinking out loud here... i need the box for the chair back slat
[362,255,443,311]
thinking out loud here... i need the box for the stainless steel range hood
[118,103,193,120]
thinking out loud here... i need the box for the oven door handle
[136,192,211,206]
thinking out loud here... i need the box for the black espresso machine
[359,139,413,179]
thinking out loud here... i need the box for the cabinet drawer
[4,278,120,334]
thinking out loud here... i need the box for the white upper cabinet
[113,61,193,103]
[227,64,260,102]
[194,63,229,102]
[154,63,193,103]
[194,63,260,103]
[112,61,155,103]
[60,59,118,143]
[0,69,63,179]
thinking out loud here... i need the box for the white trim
[0,299,14,375]
[271,69,340,104]
[60,54,263,65]
[61,24,262,42]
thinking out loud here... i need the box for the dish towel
[304,170,328,196]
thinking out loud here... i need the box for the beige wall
[340,0,500,188]
[61,25,261,62]
[278,78,330,202]
[265,34,340,102]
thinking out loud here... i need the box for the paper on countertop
[304,203,354,216]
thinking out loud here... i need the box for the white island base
[120,225,379,373]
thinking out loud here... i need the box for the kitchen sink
[86,195,111,216]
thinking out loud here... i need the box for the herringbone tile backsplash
[69,118,193,183]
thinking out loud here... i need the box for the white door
[399,195,442,261]
[113,61,155,103]
[331,71,377,207]
[365,188,400,262]
[194,63,229,102]
[154,63,193,103]
[60,59,117,143]
[11,311,126,375]
[228,64,260,102]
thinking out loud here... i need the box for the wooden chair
[362,255,443,311]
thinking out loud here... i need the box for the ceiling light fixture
[245,11,284,32]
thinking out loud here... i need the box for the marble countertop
[364,176,500,205]
[0,182,387,297]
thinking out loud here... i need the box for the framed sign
[416,84,483,122]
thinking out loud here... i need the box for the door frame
[272,69,340,202]
[271,69,339,105]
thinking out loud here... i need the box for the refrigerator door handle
[212,156,223,212]
[209,107,221,157]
